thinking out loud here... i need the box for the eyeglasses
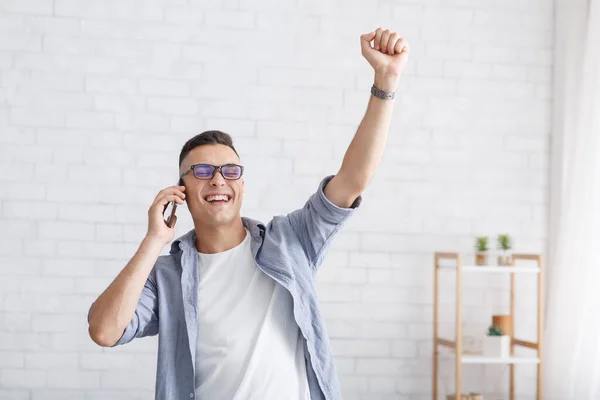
[180,163,244,181]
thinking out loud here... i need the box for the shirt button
[190,393,193,398]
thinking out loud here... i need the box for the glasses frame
[179,163,244,182]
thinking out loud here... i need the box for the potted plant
[483,325,510,357]
[445,395,470,400]
[497,234,512,266]
[446,394,482,400]
[475,236,489,266]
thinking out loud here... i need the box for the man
[87,28,409,400]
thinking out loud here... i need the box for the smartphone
[163,179,183,228]
[164,201,178,228]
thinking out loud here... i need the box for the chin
[192,203,241,227]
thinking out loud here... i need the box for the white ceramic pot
[497,254,512,266]
[483,335,510,357]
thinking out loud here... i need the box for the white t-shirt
[194,229,311,400]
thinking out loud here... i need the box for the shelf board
[441,353,540,364]
[438,265,540,273]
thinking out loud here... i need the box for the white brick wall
[0,0,551,398]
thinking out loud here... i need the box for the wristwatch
[371,84,397,100]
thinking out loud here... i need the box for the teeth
[206,195,229,202]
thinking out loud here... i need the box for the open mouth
[204,194,232,204]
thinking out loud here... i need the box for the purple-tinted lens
[193,164,215,179]
[222,165,242,179]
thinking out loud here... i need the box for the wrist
[143,234,168,249]
[374,72,400,93]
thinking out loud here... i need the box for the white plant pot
[483,335,510,357]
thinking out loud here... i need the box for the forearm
[338,72,400,192]
[88,235,163,346]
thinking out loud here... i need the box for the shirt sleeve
[87,267,159,347]
[287,174,362,270]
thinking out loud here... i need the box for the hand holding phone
[146,184,186,245]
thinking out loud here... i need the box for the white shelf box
[441,353,541,365]
[438,265,541,274]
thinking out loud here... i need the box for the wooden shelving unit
[433,252,544,400]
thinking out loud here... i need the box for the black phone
[163,179,183,228]
[164,201,178,228]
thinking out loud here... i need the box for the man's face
[179,144,244,228]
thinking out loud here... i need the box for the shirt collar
[169,216,265,254]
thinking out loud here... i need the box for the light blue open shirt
[88,175,362,399]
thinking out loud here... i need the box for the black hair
[178,130,239,167]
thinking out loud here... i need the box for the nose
[209,168,226,186]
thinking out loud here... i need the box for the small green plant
[497,234,512,251]
[475,236,489,252]
[487,325,504,336]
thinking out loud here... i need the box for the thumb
[361,30,377,42]
[360,30,377,52]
